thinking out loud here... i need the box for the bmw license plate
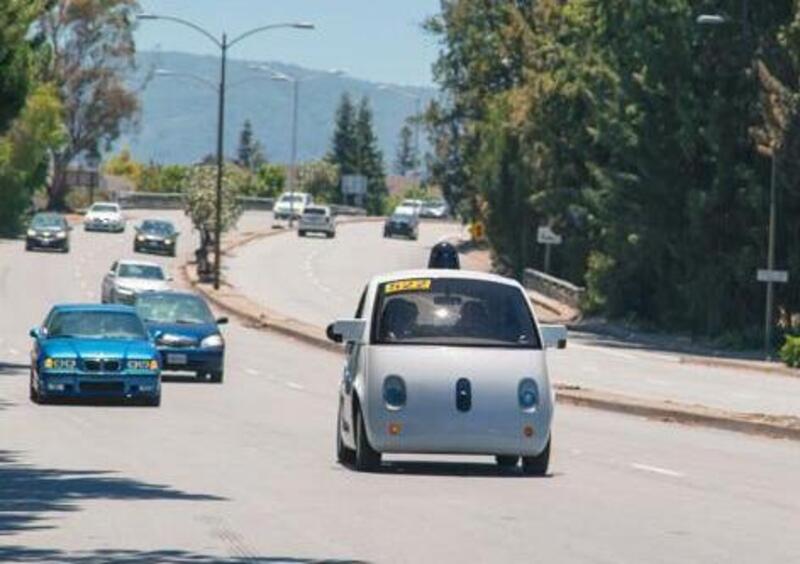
[167,353,187,366]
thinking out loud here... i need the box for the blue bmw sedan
[135,291,227,383]
[29,304,162,406]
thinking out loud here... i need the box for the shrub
[779,336,800,368]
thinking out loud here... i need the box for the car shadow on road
[0,362,28,376]
[362,460,556,479]
[0,450,226,538]
[161,374,218,385]
[0,548,368,563]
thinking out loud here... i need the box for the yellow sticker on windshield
[385,279,432,294]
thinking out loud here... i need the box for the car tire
[29,372,40,404]
[298,230,305,237]
[62,244,70,253]
[336,405,355,465]
[209,371,224,384]
[354,406,381,472]
[521,438,550,476]
[169,247,176,258]
[144,394,161,407]
[495,455,520,469]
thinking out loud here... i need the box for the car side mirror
[328,319,366,344]
[540,324,568,350]
[29,327,39,339]
[216,317,229,325]
[326,323,343,344]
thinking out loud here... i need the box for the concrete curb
[676,354,798,377]
[185,220,800,442]
[555,385,800,441]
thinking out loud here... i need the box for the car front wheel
[521,438,550,476]
[354,406,381,472]
[495,455,520,469]
[336,405,355,465]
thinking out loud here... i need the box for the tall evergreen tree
[394,123,418,175]
[236,119,266,171]
[354,96,388,215]
[328,93,359,178]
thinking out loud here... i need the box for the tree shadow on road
[0,361,28,376]
[0,450,226,537]
[0,547,367,563]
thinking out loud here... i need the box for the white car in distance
[298,205,336,238]
[274,192,312,221]
[84,202,126,233]
[101,260,171,305]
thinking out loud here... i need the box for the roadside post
[537,226,563,274]
[757,268,789,359]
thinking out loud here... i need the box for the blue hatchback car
[29,304,162,406]
[135,291,227,383]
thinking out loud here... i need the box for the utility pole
[764,151,778,358]
[213,33,228,290]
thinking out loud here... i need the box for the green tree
[296,160,340,203]
[394,123,418,175]
[0,83,66,235]
[236,119,266,171]
[354,96,388,214]
[139,163,188,193]
[103,147,142,186]
[37,0,140,210]
[328,92,359,179]
[184,164,245,243]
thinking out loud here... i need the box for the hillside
[120,51,437,167]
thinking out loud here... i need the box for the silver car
[327,269,566,474]
[84,202,126,233]
[101,260,171,305]
[298,205,336,238]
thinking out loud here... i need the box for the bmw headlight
[55,231,67,239]
[136,235,146,242]
[200,334,224,348]
[43,357,77,371]
[27,229,37,237]
[518,378,539,410]
[127,359,159,371]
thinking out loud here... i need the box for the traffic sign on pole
[757,269,789,284]
[537,226,563,246]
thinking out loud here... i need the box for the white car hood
[116,278,169,292]
[87,212,121,221]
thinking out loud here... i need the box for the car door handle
[455,378,472,412]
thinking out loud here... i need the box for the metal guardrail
[330,204,367,216]
[523,268,585,310]
[116,192,276,211]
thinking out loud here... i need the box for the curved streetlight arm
[229,22,314,49]
[138,14,221,48]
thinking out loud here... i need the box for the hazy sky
[135,0,442,87]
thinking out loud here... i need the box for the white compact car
[298,205,336,238]
[84,202,125,233]
[101,260,171,305]
[327,269,566,474]
[274,192,312,220]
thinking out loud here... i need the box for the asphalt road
[229,219,800,418]
[1,211,799,563]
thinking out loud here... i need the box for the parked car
[274,192,312,220]
[327,269,566,474]
[134,219,179,257]
[298,205,336,238]
[28,304,162,406]
[420,199,450,219]
[84,202,125,233]
[400,199,424,216]
[136,291,227,383]
[26,213,71,253]
[384,209,419,240]
[101,260,170,305]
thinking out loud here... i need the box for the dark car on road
[136,291,227,383]
[134,219,179,257]
[26,213,71,253]
[384,209,419,240]
[29,304,162,406]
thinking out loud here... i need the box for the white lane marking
[286,382,305,391]
[571,343,637,361]
[8,348,20,357]
[631,463,685,478]
[245,368,260,376]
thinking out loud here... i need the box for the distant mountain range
[118,51,437,167]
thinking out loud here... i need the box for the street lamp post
[138,14,314,290]
[251,66,345,226]
[378,85,422,179]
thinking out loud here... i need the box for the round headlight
[27,229,36,237]
[518,378,539,410]
[382,375,407,409]
[200,334,224,348]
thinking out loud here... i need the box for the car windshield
[373,278,540,348]
[141,221,174,234]
[391,213,413,222]
[136,293,215,325]
[280,194,305,203]
[31,215,64,229]
[303,208,326,215]
[47,311,147,340]
[91,204,118,213]
[118,264,165,280]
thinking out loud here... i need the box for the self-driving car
[298,205,336,238]
[26,212,71,252]
[327,269,566,474]
[29,304,162,405]
[136,291,227,383]
[134,219,179,256]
